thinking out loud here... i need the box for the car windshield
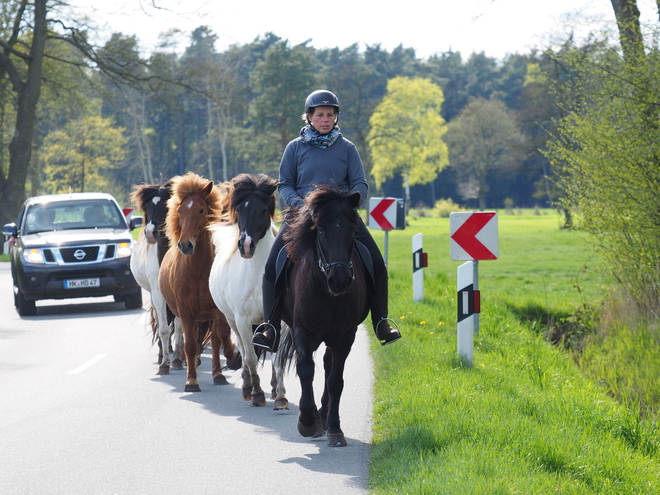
[25,200,125,234]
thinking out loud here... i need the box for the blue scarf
[300,124,341,149]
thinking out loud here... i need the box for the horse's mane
[130,180,173,218]
[284,185,359,262]
[227,173,278,224]
[166,172,227,242]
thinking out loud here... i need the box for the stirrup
[375,317,402,346]
[252,321,280,352]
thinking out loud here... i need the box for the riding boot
[252,276,281,352]
[371,271,402,345]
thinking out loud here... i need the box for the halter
[315,226,354,279]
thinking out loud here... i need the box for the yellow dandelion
[399,315,406,320]
[420,321,426,325]
[438,322,445,326]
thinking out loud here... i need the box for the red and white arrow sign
[450,212,498,260]
[368,197,397,230]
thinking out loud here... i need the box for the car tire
[15,287,36,317]
[124,290,143,310]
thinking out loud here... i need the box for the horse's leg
[321,332,356,447]
[235,323,266,406]
[171,317,185,370]
[153,291,172,375]
[270,352,289,410]
[218,313,242,371]
[210,318,229,385]
[296,338,324,438]
[181,315,201,392]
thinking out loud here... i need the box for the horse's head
[167,173,219,256]
[134,182,172,245]
[287,185,361,296]
[229,173,278,259]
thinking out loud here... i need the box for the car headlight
[116,242,132,258]
[23,248,45,264]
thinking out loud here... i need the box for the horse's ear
[348,192,361,209]
[203,180,214,196]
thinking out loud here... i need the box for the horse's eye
[199,209,205,214]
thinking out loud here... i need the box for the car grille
[41,244,119,265]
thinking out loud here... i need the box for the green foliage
[367,76,449,191]
[444,97,527,209]
[41,115,128,194]
[545,42,660,314]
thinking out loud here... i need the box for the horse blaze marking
[186,200,194,209]
[152,196,161,205]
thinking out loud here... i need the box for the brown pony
[158,172,240,392]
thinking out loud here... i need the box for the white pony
[130,182,184,374]
[209,174,288,408]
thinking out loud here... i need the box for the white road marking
[67,353,109,374]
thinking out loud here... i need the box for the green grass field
[368,210,659,494]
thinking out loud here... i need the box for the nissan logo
[73,249,86,260]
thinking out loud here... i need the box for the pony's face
[315,213,358,296]
[142,190,169,244]
[235,195,273,259]
[175,192,210,255]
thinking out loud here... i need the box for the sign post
[450,211,498,365]
[412,233,427,302]
[368,197,405,265]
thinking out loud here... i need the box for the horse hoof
[273,398,289,411]
[250,392,266,407]
[242,388,252,401]
[156,364,170,375]
[185,384,201,392]
[171,359,184,370]
[225,352,242,371]
[298,417,324,438]
[213,375,229,385]
[327,432,347,447]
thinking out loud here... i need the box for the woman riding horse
[252,89,402,352]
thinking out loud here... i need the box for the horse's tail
[198,321,213,352]
[275,324,296,373]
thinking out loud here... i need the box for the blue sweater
[278,135,369,209]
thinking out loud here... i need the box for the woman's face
[309,106,337,135]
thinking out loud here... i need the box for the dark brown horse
[158,172,240,392]
[278,185,370,446]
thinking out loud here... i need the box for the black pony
[278,184,370,447]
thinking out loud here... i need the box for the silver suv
[3,192,143,316]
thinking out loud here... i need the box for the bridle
[315,225,354,279]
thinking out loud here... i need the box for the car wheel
[15,287,36,317]
[124,290,143,310]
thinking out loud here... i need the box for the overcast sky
[66,0,657,60]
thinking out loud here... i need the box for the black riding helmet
[304,90,340,122]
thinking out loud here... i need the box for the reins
[315,226,355,279]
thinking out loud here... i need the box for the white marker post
[457,261,480,365]
[450,211,498,366]
[412,233,427,301]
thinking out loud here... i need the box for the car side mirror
[3,223,17,238]
[129,216,143,230]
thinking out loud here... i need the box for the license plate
[64,278,100,289]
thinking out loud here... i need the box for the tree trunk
[610,0,646,65]
[0,0,47,226]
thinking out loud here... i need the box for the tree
[0,0,48,226]
[41,115,128,196]
[444,97,526,210]
[367,77,449,206]
[543,1,660,312]
[249,40,316,175]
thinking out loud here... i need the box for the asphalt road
[0,262,373,495]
